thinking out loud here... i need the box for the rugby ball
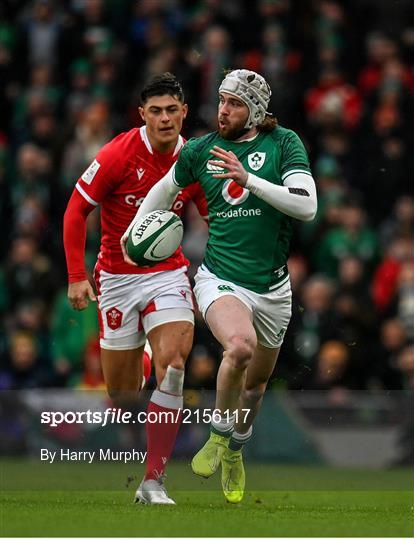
[126,210,183,266]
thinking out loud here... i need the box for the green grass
[1,461,413,537]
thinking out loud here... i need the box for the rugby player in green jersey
[122,69,317,503]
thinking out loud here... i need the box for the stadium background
[0,0,413,468]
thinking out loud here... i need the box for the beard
[218,119,249,141]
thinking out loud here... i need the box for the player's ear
[138,106,145,122]
[182,103,188,119]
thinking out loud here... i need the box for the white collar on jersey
[140,125,184,156]
[233,132,259,143]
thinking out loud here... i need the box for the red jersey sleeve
[75,138,124,205]
[193,184,208,220]
[63,189,95,283]
[188,183,208,220]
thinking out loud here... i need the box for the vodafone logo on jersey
[221,180,250,205]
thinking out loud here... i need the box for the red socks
[144,397,183,480]
[144,366,184,480]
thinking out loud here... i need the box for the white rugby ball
[126,210,183,266]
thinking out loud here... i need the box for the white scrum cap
[218,69,272,129]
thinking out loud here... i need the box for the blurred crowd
[1,0,414,397]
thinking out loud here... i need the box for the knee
[168,354,186,371]
[226,335,256,370]
[154,350,186,388]
[154,339,189,371]
[156,350,186,371]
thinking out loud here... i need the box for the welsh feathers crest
[106,307,123,330]
[248,152,266,171]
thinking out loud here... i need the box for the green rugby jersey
[174,126,311,293]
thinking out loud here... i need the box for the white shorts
[194,265,292,349]
[94,266,194,350]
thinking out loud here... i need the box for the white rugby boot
[134,477,176,505]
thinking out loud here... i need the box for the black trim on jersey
[288,187,310,196]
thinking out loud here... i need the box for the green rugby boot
[191,432,229,478]
[221,448,245,503]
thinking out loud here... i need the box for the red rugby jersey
[65,126,207,280]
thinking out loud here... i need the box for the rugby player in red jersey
[63,73,207,505]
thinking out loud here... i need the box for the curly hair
[257,115,278,132]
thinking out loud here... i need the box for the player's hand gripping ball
[126,210,183,266]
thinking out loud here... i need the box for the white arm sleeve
[123,164,181,238]
[245,171,317,221]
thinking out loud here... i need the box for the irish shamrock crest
[248,152,266,171]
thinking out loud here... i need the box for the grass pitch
[1,460,413,537]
